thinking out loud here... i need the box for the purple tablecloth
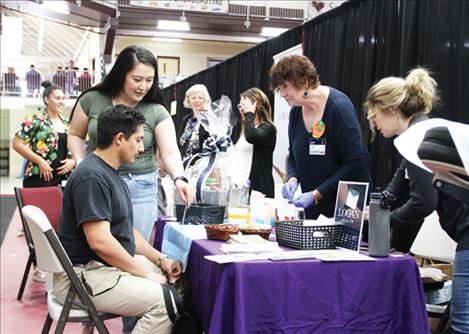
[188,239,429,334]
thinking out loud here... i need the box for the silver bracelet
[156,254,169,267]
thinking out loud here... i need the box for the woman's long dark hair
[70,45,167,121]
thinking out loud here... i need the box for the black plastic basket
[275,220,339,250]
[176,203,225,225]
[335,224,360,250]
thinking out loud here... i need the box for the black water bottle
[368,192,390,257]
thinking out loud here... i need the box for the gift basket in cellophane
[175,95,238,225]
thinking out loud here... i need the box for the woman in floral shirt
[12,81,75,187]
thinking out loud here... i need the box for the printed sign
[130,0,228,13]
[334,181,369,251]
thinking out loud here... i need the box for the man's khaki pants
[53,255,175,334]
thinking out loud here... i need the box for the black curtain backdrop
[162,25,302,142]
[302,0,402,189]
[162,0,469,189]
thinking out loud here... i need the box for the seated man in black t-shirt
[54,104,181,334]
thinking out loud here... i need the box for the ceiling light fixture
[260,27,288,37]
[41,0,70,15]
[180,11,187,23]
[157,20,190,31]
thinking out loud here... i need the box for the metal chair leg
[93,319,109,334]
[17,254,33,301]
[41,314,53,334]
[54,287,75,334]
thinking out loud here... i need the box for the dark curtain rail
[162,0,469,189]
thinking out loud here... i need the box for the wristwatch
[156,254,169,267]
[173,176,188,185]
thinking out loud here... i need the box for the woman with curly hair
[270,55,370,219]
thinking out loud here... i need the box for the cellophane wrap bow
[181,95,238,205]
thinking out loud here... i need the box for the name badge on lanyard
[310,120,326,155]
[309,138,326,155]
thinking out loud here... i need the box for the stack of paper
[267,250,321,261]
[220,243,283,254]
[302,216,336,226]
[229,234,269,244]
[313,249,376,262]
[204,253,268,264]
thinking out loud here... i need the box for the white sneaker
[17,226,24,237]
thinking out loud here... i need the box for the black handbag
[162,284,203,334]
[417,126,469,203]
[417,126,468,183]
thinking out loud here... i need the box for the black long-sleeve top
[243,113,276,198]
[385,116,439,227]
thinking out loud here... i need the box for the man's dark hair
[96,104,146,149]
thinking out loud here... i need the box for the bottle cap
[370,192,382,200]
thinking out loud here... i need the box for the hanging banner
[129,1,228,13]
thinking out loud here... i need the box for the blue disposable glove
[282,178,299,201]
[292,192,315,209]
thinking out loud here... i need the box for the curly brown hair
[269,55,320,91]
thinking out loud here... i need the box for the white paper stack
[302,215,336,226]
[204,253,268,264]
[267,250,321,261]
[220,242,283,254]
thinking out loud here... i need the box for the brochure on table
[333,181,369,252]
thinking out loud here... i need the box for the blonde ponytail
[403,68,439,116]
[365,67,439,120]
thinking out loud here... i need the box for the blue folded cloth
[162,223,207,271]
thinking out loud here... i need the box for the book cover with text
[334,181,369,251]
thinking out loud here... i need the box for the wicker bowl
[205,224,240,241]
[239,225,272,240]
